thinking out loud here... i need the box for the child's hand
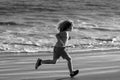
[68,36,71,40]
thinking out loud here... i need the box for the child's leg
[61,48,73,74]
[42,58,57,64]
[35,58,58,69]
[66,58,73,74]
[35,47,59,69]
[41,47,60,64]
[66,57,79,78]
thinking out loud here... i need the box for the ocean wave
[0,21,32,27]
[95,38,112,42]
[92,27,120,32]
[3,42,40,47]
[0,21,19,25]
[76,26,120,32]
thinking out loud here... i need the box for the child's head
[58,20,73,32]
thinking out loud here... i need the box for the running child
[35,20,79,78]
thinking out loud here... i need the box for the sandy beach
[0,48,120,80]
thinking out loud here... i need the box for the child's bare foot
[35,58,42,69]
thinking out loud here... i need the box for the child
[35,20,79,78]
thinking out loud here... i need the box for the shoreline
[0,47,120,57]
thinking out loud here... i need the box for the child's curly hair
[58,20,73,32]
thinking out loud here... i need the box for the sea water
[0,0,120,53]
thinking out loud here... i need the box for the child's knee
[52,59,57,64]
[66,57,72,62]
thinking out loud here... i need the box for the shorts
[53,47,71,60]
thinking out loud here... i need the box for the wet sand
[0,49,120,80]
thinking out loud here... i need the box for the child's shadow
[56,77,79,80]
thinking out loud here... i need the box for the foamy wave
[0,38,120,53]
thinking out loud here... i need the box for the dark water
[0,0,120,52]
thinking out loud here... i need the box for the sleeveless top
[55,31,69,47]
